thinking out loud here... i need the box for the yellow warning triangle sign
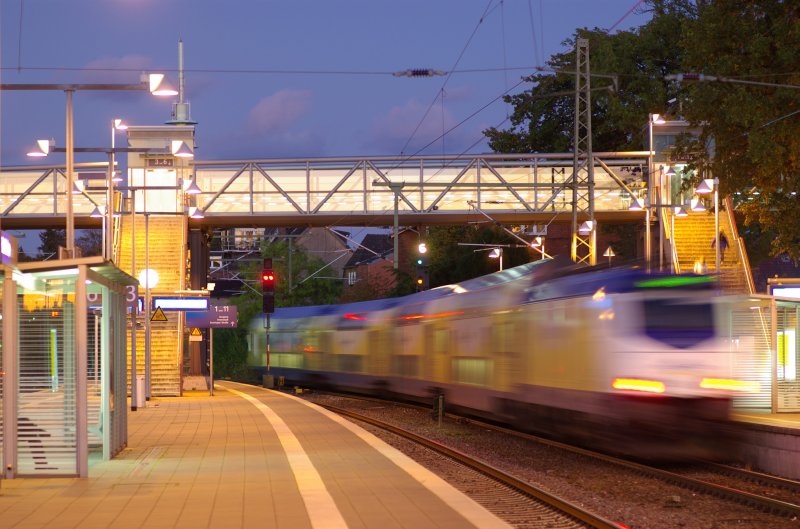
[190,327,202,336]
[151,307,168,322]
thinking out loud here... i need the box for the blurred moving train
[248,258,753,458]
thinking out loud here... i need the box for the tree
[76,229,102,257]
[484,1,691,154]
[426,225,535,286]
[37,229,65,259]
[676,1,800,261]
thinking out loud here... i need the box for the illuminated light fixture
[489,248,502,259]
[612,378,666,394]
[690,198,706,212]
[578,220,594,235]
[700,378,760,393]
[90,206,103,218]
[651,113,666,124]
[343,313,366,321]
[72,180,86,194]
[184,178,202,195]
[113,118,128,131]
[695,178,716,195]
[147,73,179,96]
[673,206,689,217]
[418,242,428,254]
[138,268,160,289]
[27,139,53,157]
[171,140,194,158]
[112,170,124,183]
[187,206,204,219]
[531,236,543,248]
[664,165,676,178]
[628,198,646,211]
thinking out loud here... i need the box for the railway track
[310,392,800,526]
[321,404,623,529]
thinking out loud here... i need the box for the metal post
[3,267,19,478]
[714,182,720,276]
[104,151,113,260]
[647,116,654,270]
[265,314,271,372]
[76,265,89,477]
[65,89,75,255]
[130,191,138,411]
[393,187,400,269]
[209,327,214,396]
[145,210,151,400]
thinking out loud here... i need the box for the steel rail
[321,404,623,529]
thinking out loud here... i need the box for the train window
[452,358,492,386]
[272,353,304,369]
[434,328,449,355]
[642,298,714,347]
[393,355,419,377]
[336,354,363,373]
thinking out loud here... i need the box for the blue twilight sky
[1,0,650,167]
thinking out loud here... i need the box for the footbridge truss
[0,152,650,230]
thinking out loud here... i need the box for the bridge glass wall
[191,155,649,217]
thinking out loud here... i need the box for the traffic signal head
[261,270,276,292]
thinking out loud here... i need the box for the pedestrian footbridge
[0,152,650,229]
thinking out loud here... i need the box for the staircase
[670,206,752,294]
[116,214,185,396]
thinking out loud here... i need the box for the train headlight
[612,378,666,394]
[700,378,760,392]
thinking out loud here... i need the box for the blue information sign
[185,305,238,328]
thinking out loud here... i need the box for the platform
[730,410,800,480]
[0,381,512,529]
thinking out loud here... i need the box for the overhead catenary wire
[398,0,499,157]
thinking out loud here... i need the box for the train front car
[519,270,746,460]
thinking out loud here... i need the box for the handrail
[724,196,756,294]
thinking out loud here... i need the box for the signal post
[262,258,276,386]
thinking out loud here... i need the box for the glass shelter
[1,255,134,478]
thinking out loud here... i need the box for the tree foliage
[677,1,800,260]
[426,225,539,286]
[484,0,800,262]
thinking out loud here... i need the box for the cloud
[362,99,481,155]
[246,89,312,135]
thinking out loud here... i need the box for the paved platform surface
[0,381,512,529]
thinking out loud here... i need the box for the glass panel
[17,273,78,475]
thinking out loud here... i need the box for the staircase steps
[671,209,750,294]
[116,215,185,396]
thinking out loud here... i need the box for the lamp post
[647,113,667,271]
[2,74,178,257]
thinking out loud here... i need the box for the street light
[26,140,175,260]
[696,178,720,275]
[2,73,179,257]
[488,247,503,271]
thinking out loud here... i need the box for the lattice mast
[571,38,596,265]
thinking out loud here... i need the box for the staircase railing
[724,196,756,294]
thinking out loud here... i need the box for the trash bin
[135,375,146,408]
[263,375,274,388]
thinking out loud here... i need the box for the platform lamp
[3,73,179,258]
[629,198,651,270]
[488,247,503,271]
